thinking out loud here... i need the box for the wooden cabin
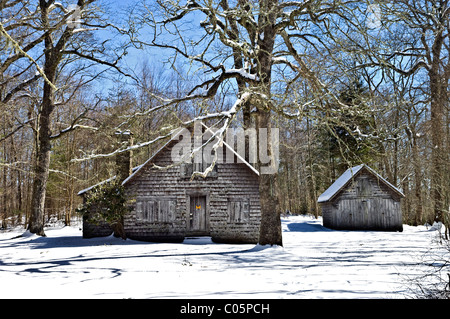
[78,127,261,244]
[318,164,404,231]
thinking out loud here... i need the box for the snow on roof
[318,165,364,203]
[77,164,143,196]
[317,164,404,203]
[77,176,115,196]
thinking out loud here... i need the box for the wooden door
[188,195,207,235]
[370,198,392,230]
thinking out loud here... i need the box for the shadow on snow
[283,218,332,233]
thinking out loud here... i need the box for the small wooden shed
[78,127,262,244]
[318,164,404,231]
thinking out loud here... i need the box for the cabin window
[136,198,176,222]
[228,199,250,223]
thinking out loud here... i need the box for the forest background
[0,0,449,239]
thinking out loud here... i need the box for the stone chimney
[115,130,133,183]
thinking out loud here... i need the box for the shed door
[188,195,208,235]
[370,198,401,230]
[339,198,401,230]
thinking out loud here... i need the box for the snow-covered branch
[72,84,255,185]
[0,22,57,91]
[0,118,36,143]
[50,124,99,139]
[71,131,175,163]
[189,92,251,178]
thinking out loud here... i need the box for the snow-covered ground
[0,215,447,299]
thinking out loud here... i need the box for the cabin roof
[77,164,143,196]
[78,125,259,196]
[317,164,405,203]
[121,125,259,186]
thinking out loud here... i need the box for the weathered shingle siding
[124,141,261,243]
[320,170,403,231]
[82,217,113,238]
[81,202,114,238]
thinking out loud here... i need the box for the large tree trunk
[28,78,55,236]
[28,135,51,236]
[258,174,282,245]
[1,136,7,229]
[256,109,282,246]
[412,133,423,226]
[429,71,446,225]
[27,2,57,235]
[254,0,282,246]
[306,117,319,218]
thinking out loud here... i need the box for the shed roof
[317,164,404,203]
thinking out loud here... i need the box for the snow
[0,215,446,299]
[318,165,364,203]
[225,68,259,81]
[77,176,115,195]
[72,28,95,33]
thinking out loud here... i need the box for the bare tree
[376,0,450,235]
[0,0,130,235]
[122,0,368,246]
[350,0,450,233]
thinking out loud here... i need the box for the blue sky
[91,0,218,96]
